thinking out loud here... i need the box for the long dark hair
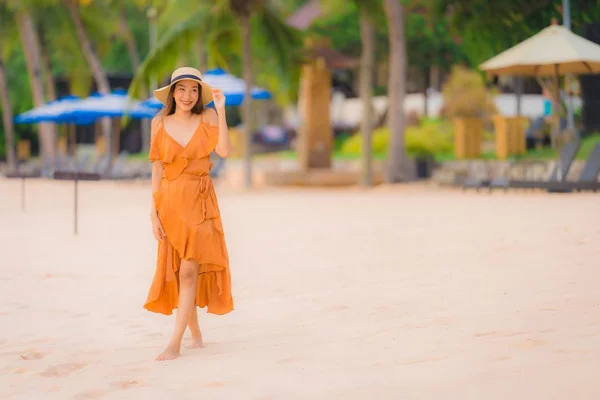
[158,82,204,117]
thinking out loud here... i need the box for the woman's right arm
[150,117,163,218]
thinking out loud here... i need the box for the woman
[145,67,234,361]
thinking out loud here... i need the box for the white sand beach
[1,178,599,399]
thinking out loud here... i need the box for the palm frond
[40,5,91,96]
[128,6,238,100]
[205,24,241,70]
[252,5,303,80]
[351,0,384,20]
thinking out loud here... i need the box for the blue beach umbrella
[14,95,96,125]
[142,68,272,109]
[66,89,158,121]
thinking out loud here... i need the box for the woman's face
[173,80,200,112]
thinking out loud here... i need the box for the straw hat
[153,67,214,106]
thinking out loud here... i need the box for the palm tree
[354,0,377,186]
[14,7,57,175]
[383,0,407,183]
[129,0,302,188]
[0,22,17,173]
[66,0,114,170]
[117,3,141,70]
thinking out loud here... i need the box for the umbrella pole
[69,123,76,159]
[553,67,563,180]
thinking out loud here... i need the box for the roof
[286,0,323,30]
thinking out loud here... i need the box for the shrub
[339,118,454,157]
[442,65,497,120]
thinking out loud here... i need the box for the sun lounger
[488,139,580,191]
[539,143,600,192]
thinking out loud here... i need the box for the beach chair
[460,161,489,191]
[540,143,600,192]
[110,151,129,179]
[488,139,580,191]
[210,152,226,179]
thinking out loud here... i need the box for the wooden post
[298,56,333,170]
[112,117,121,157]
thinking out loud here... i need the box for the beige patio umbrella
[480,23,600,76]
[480,21,600,152]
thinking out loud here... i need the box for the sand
[0,178,599,399]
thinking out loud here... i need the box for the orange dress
[144,117,234,316]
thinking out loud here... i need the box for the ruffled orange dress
[144,116,234,316]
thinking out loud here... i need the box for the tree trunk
[359,7,375,187]
[240,13,253,188]
[423,64,430,118]
[0,43,17,173]
[119,6,140,70]
[38,22,63,162]
[38,23,57,102]
[16,10,56,175]
[67,1,110,93]
[67,0,112,172]
[196,41,207,71]
[383,0,408,183]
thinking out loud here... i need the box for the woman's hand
[151,212,166,241]
[212,88,226,112]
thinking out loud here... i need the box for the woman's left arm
[214,109,231,158]
[211,89,231,158]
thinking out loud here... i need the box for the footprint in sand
[73,389,110,400]
[489,356,510,362]
[277,356,299,364]
[144,332,163,339]
[475,331,526,338]
[326,305,349,312]
[400,356,445,365]
[204,381,228,388]
[41,273,80,280]
[40,363,86,378]
[513,338,546,348]
[20,351,46,360]
[110,380,144,389]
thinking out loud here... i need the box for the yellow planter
[492,116,527,159]
[17,140,31,160]
[511,117,528,155]
[453,117,482,159]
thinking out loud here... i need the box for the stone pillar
[298,56,333,170]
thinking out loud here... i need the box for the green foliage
[339,118,455,157]
[309,2,388,60]
[128,5,237,99]
[433,0,600,67]
[404,2,466,71]
[442,65,497,119]
[40,6,91,96]
[129,0,302,105]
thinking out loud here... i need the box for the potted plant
[442,66,496,159]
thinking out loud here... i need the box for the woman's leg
[156,259,199,361]
[188,309,204,348]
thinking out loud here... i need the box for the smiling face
[173,80,200,112]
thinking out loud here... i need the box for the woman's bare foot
[190,333,204,349]
[156,343,180,361]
